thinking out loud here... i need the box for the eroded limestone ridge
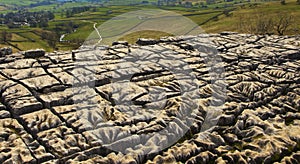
[0,33,300,163]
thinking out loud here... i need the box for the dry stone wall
[0,33,300,163]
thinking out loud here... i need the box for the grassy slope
[63,5,224,43]
[0,0,41,6]
[202,0,300,34]
[118,30,173,44]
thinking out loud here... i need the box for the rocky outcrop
[0,33,300,163]
[0,47,12,57]
[23,49,46,58]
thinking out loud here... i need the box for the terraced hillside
[0,33,300,163]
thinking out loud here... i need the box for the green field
[202,0,300,34]
[0,0,299,52]
[0,0,43,6]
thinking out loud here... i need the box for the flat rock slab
[20,109,63,134]
[0,33,300,163]
[2,84,43,115]
[0,118,54,163]
[37,126,89,157]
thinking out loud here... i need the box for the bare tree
[41,31,58,49]
[274,14,293,35]
[237,13,294,35]
[238,14,274,35]
[256,16,274,34]
[0,31,12,43]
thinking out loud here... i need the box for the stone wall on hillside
[0,33,300,163]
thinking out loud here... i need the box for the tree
[38,19,49,28]
[157,0,163,6]
[47,11,55,20]
[29,20,38,27]
[185,1,193,8]
[66,10,72,18]
[0,31,12,43]
[237,13,294,35]
[256,17,273,34]
[223,10,233,17]
[41,31,58,49]
[206,0,216,5]
[274,14,293,35]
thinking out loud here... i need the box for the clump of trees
[41,31,58,49]
[29,0,52,7]
[54,21,79,34]
[0,10,54,28]
[281,0,286,5]
[238,13,296,35]
[65,6,92,18]
[0,31,12,43]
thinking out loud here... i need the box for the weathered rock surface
[0,47,12,57]
[0,33,300,163]
[23,49,46,58]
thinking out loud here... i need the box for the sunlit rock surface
[0,33,300,163]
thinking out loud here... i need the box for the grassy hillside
[202,0,300,35]
[0,0,42,6]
